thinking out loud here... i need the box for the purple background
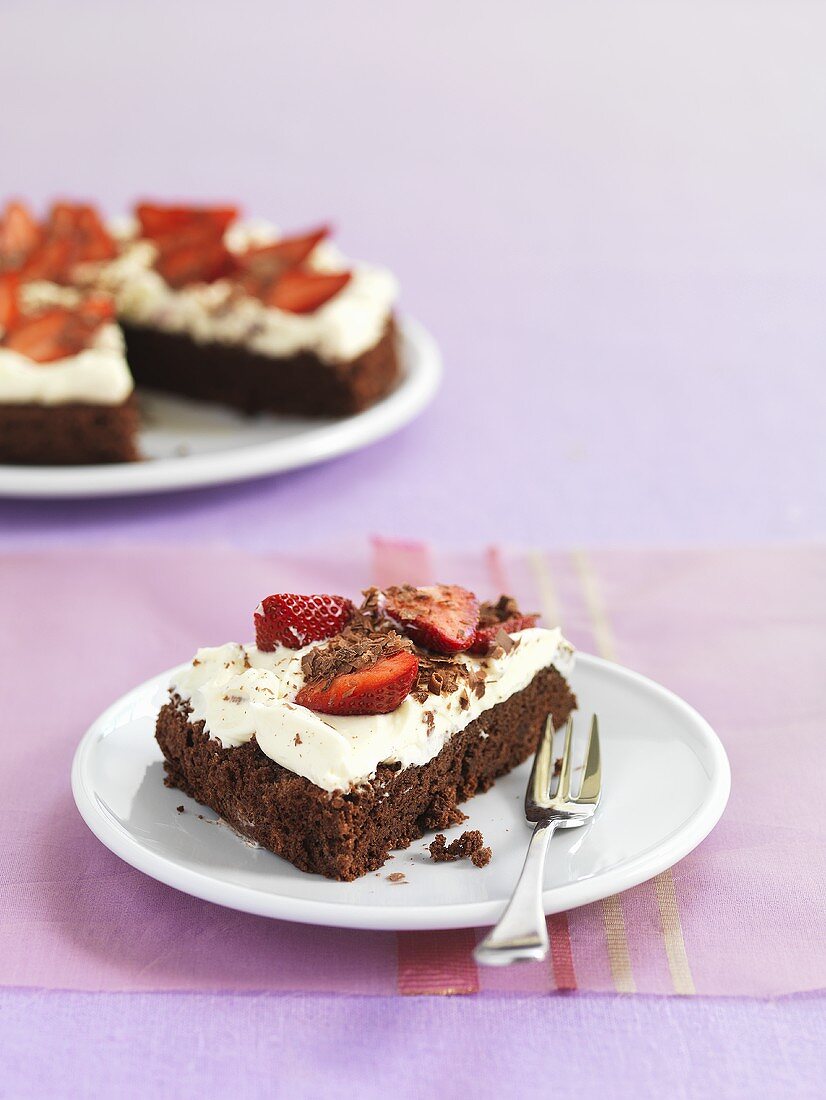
[2,1,825,1095]
[2,0,825,550]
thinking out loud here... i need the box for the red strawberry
[19,237,75,283]
[1,308,81,363]
[136,202,238,241]
[262,269,351,314]
[0,201,41,268]
[254,593,355,651]
[384,584,480,655]
[77,294,116,324]
[154,237,235,288]
[237,225,330,275]
[0,272,20,330]
[295,651,419,716]
[468,613,540,655]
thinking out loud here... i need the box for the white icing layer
[0,321,132,405]
[170,628,574,793]
[85,221,397,363]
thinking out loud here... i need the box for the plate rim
[0,315,441,500]
[71,653,731,932]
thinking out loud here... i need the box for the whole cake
[0,199,400,464]
[155,583,577,881]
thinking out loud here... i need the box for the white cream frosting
[83,220,397,364]
[0,319,132,406]
[170,628,574,793]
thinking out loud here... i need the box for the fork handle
[474,818,558,966]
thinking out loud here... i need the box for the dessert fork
[474,713,601,966]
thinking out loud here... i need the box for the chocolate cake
[0,398,139,465]
[155,584,577,881]
[121,318,398,418]
[0,199,400,465]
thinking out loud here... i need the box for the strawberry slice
[19,237,75,283]
[0,201,41,268]
[154,237,235,288]
[384,585,480,655]
[76,294,116,324]
[254,593,355,651]
[136,202,238,241]
[44,202,116,262]
[468,613,540,655]
[261,269,351,314]
[295,651,419,716]
[0,272,20,330]
[237,225,330,274]
[1,309,80,363]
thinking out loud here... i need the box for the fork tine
[577,714,602,803]
[526,714,555,810]
[556,714,575,801]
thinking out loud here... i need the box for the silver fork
[474,713,602,966]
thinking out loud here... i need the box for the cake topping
[469,595,539,655]
[0,202,41,271]
[295,650,419,716]
[254,592,355,651]
[135,203,238,289]
[0,272,20,331]
[132,202,353,312]
[235,225,330,281]
[383,584,481,655]
[253,269,353,315]
[135,202,239,242]
[300,625,410,686]
[0,285,116,364]
[20,202,116,283]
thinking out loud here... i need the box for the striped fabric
[1,541,823,998]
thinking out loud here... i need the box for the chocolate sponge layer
[0,396,139,464]
[122,318,399,417]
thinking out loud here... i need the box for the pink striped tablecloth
[1,539,823,998]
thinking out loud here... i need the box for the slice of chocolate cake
[0,274,139,465]
[155,585,577,881]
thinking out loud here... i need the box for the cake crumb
[554,757,562,776]
[176,805,184,814]
[294,734,302,746]
[387,872,406,883]
[428,830,491,868]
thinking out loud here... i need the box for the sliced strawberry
[77,294,116,323]
[136,202,238,241]
[295,651,419,716]
[254,593,355,651]
[74,206,117,262]
[0,272,20,330]
[237,225,330,275]
[384,585,480,655]
[468,613,540,655]
[261,269,351,314]
[19,237,75,283]
[154,237,234,288]
[0,201,41,268]
[1,309,80,363]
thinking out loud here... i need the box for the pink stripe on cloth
[0,541,823,997]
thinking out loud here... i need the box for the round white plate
[72,654,730,932]
[0,316,440,499]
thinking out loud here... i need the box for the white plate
[72,654,730,931]
[0,316,440,499]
